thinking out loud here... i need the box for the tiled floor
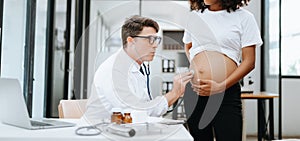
[246,136,300,141]
[246,136,257,141]
[212,136,300,141]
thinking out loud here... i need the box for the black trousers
[187,83,242,141]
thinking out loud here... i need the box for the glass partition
[281,0,300,76]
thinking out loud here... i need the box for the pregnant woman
[183,0,262,141]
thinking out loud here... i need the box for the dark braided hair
[189,0,250,13]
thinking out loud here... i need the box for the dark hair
[189,0,250,13]
[121,15,159,48]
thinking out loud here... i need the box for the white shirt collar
[119,48,142,73]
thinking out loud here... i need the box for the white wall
[263,78,300,137]
[282,79,300,136]
[1,0,26,84]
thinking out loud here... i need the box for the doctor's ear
[127,36,135,44]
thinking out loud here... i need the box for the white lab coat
[83,48,168,120]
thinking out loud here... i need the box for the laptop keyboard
[30,120,53,126]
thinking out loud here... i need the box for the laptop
[0,78,76,129]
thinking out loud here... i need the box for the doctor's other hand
[164,71,193,106]
[191,79,226,96]
[171,71,194,97]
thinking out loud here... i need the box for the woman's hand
[191,79,226,96]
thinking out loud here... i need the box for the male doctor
[83,15,193,120]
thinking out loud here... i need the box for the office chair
[58,99,88,118]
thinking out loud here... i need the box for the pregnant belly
[190,51,237,84]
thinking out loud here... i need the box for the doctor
[83,15,193,120]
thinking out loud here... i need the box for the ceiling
[90,1,190,31]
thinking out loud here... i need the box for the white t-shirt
[183,8,263,64]
[83,48,168,120]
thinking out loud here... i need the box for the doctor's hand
[171,71,194,97]
[191,79,226,96]
[165,71,193,106]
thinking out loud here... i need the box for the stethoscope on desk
[141,63,184,113]
[75,122,136,137]
[75,122,109,136]
[75,121,185,137]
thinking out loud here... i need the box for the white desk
[0,118,193,141]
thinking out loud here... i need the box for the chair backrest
[58,99,88,118]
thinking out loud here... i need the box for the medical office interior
[0,0,300,140]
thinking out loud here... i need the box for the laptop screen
[0,78,33,128]
[0,78,76,129]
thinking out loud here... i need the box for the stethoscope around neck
[141,63,152,100]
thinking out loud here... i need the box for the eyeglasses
[132,35,162,45]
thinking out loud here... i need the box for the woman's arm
[185,43,192,61]
[223,45,256,89]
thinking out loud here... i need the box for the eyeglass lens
[149,36,161,45]
[132,36,161,45]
